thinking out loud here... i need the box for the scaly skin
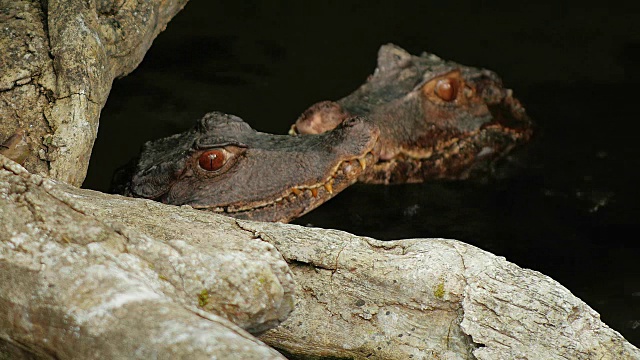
[116,44,533,222]
[115,112,379,223]
[291,44,533,184]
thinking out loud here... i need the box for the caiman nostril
[116,43,533,222]
[486,94,533,132]
[343,117,361,127]
[295,44,534,184]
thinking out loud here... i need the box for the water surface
[85,1,640,346]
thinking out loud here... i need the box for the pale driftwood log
[0,155,288,359]
[2,155,638,359]
[2,3,639,358]
[0,0,188,186]
[242,222,640,360]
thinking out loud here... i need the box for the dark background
[84,1,640,346]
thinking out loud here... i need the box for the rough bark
[0,0,188,186]
[2,155,638,359]
[241,221,640,360]
[2,2,639,358]
[0,155,289,359]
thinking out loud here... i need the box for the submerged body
[117,44,533,222]
[115,113,378,223]
[291,44,533,184]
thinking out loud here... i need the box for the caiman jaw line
[366,124,531,184]
[387,124,529,163]
[209,150,376,214]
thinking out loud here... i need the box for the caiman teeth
[324,181,333,194]
[215,149,375,214]
[358,157,367,170]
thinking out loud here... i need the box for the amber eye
[198,149,226,171]
[434,78,458,102]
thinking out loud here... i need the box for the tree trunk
[0,0,188,186]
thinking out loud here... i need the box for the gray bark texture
[1,1,639,359]
[242,222,640,360]
[0,155,289,359]
[1,154,638,359]
[0,0,188,186]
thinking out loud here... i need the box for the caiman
[114,44,533,223]
[114,113,379,223]
[291,44,533,184]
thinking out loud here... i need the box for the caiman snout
[325,116,380,162]
[471,71,534,135]
[289,100,350,136]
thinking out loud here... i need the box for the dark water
[84,1,640,347]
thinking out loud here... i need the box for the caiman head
[291,44,534,184]
[120,112,378,223]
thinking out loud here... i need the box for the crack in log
[53,91,100,105]
[184,305,269,344]
[331,243,347,277]
[448,241,489,353]
[233,219,264,241]
[233,220,340,271]
[363,238,408,255]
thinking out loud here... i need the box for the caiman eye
[198,149,227,171]
[434,78,458,101]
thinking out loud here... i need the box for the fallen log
[0,155,289,359]
[2,155,637,359]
